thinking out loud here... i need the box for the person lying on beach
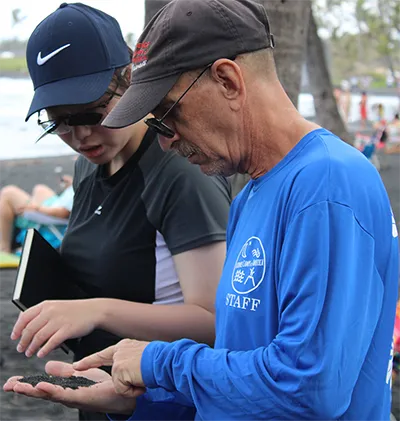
[5,3,230,421]
[0,178,74,253]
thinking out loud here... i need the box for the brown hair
[111,45,133,92]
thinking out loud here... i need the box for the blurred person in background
[0,176,73,253]
[360,91,368,128]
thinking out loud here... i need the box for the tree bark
[229,0,312,196]
[306,8,352,144]
[261,0,311,107]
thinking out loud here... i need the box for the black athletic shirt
[61,128,231,360]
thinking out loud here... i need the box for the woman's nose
[71,125,93,140]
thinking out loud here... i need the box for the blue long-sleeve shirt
[140,128,399,420]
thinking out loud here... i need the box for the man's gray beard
[201,160,228,176]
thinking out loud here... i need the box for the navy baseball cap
[103,0,274,129]
[25,2,130,121]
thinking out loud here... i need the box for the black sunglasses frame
[144,63,213,138]
[35,89,122,143]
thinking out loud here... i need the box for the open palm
[3,361,137,415]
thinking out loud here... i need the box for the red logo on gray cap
[132,41,151,71]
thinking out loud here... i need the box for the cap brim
[25,69,115,121]
[102,73,181,129]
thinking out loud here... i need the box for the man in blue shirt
[4,0,399,419]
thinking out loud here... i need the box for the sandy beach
[0,151,399,420]
[0,155,78,420]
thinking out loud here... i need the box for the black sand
[0,155,79,420]
[0,151,399,420]
[18,374,97,389]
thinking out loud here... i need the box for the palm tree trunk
[261,0,311,107]
[229,0,312,196]
[145,0,171,26]
[306,8,352,144]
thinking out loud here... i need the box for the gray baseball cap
[103,0,274,129]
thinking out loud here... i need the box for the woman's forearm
[93,298,215,345]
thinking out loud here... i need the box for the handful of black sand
[18,373,98,390]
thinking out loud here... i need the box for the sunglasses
[36,89,121,143]
[144,63,213,139]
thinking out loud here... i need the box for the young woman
[9,4,230,420]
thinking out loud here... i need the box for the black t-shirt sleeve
[72,156,96,192]
[144,154,231,255]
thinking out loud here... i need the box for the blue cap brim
[25,68,115,121]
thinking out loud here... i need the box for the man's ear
[210,59,246,111]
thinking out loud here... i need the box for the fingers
[11,305,42,340]
[73,345,116,371]
[47,361,112,383]
[3,376,23,392]
[114,381,146,399]
[45,361,75,377]
[13,382,51,399]
[18,321,55,357]
[35,382,68,403]
[36,328,70,358]
[3,377,51,400]
[20,321,53,357]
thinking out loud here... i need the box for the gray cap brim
[102,73,181,128]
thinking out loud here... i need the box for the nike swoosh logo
[37,44,71,66]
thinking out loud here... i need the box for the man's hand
[73,339,149,397]
[11,300,100,358]
[3,361,138,414]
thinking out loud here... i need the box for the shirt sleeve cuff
[141,341,167,388]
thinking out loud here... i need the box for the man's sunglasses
[36,89,121,142]
[145,63,213,139]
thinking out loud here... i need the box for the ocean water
[0,78,77,161]
[0,77,399,161]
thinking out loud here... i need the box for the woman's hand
[11,299,101,358]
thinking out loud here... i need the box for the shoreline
[0,153,77,164]
[1,73,399,97]
[0,72,29,80]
